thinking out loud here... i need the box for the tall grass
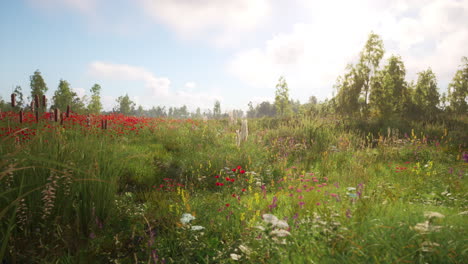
[0,112,466,263]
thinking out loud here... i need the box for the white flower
[230,253,242,260]
[191,225,205,231]
[275,220,289,229]
[239,245,251,255]
[412,221,430,233]
[180,213,196,224]
[254,225,265,231]
[421,241,440,252]
[424,211,445,219]
[346,187,356,192]
[270,229,291,237]
[262,214,279,225]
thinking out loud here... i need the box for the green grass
[0,113,466,263]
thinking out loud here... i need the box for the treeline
[0,71,247,119]
[0,70,103,115]
[1,32,466,120]
[331,33,467,121]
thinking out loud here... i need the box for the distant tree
[213,100,221,119]
[308,96,318,105]
[357,32,385,112]
[88,84,103,114]
[135,105,144,116]
[447,57,468,114]
[13,85,25,109]
[72,94,87,114]
[370,55,407,118]
[192,107,202,119]
[414,68,440,118]
[115,94,135,115]
[52,79,75,111]
[0,96,8,111]
[30,70,48,102]
[274,76,292,116]
[256,101,276,117]
[247,101,256,118]
[179,105,189,118]
[334,64,363,117]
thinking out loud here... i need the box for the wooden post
[66,105,70,118]
[11,94,16,107]
[34,95,40,109]
[19,110,23,123]
[42,95,47,108]
[54,108,60,122]
[60,113,64,125]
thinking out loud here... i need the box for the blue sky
[1,0,467,111]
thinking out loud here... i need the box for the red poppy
[231,168,236,172]
[240,170,245,174]
[215,175,220,178]
[225,203,230,207]
[237,166,242,170]
[241,188,246,192]
[232,194,236,197]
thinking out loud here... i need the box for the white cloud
[88,61,222,110]
[89,61,170,96]
[140,0,270,45]
[228,0,468,100]
[184,82,196,90]
[102,95,115,111]
[73,87,86,98]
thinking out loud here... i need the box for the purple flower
[463,152,468,163]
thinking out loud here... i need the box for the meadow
[0,111,467,263]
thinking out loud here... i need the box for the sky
[0,0,467,112]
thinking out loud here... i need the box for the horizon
[1,0,467,112]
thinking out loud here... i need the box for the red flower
[240,170,245,174]
[241,188,246,192]
[225,203,230,207]
[237,166,242,170]
[232,194,236,197]
[215,175,220,178]
[230,179,235,182]
[231,168,236,172]
[226,177,230,181]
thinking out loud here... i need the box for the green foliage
[334,64,363,117]
[52,79,74,110]
[13,86,24,109]
[370,55,408,118]
[29,70,48,101]
[213,100,221,119]
[247,101,276,118]
[274,76,292,116]
[115,94,135,115]
[414,68,440,118]
[51,79,85,113]
[448,57,468,114]
[357,32,385,109]
[0,113,466,263]
[87,84,103,114]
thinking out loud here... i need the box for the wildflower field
[0,111,467,263]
